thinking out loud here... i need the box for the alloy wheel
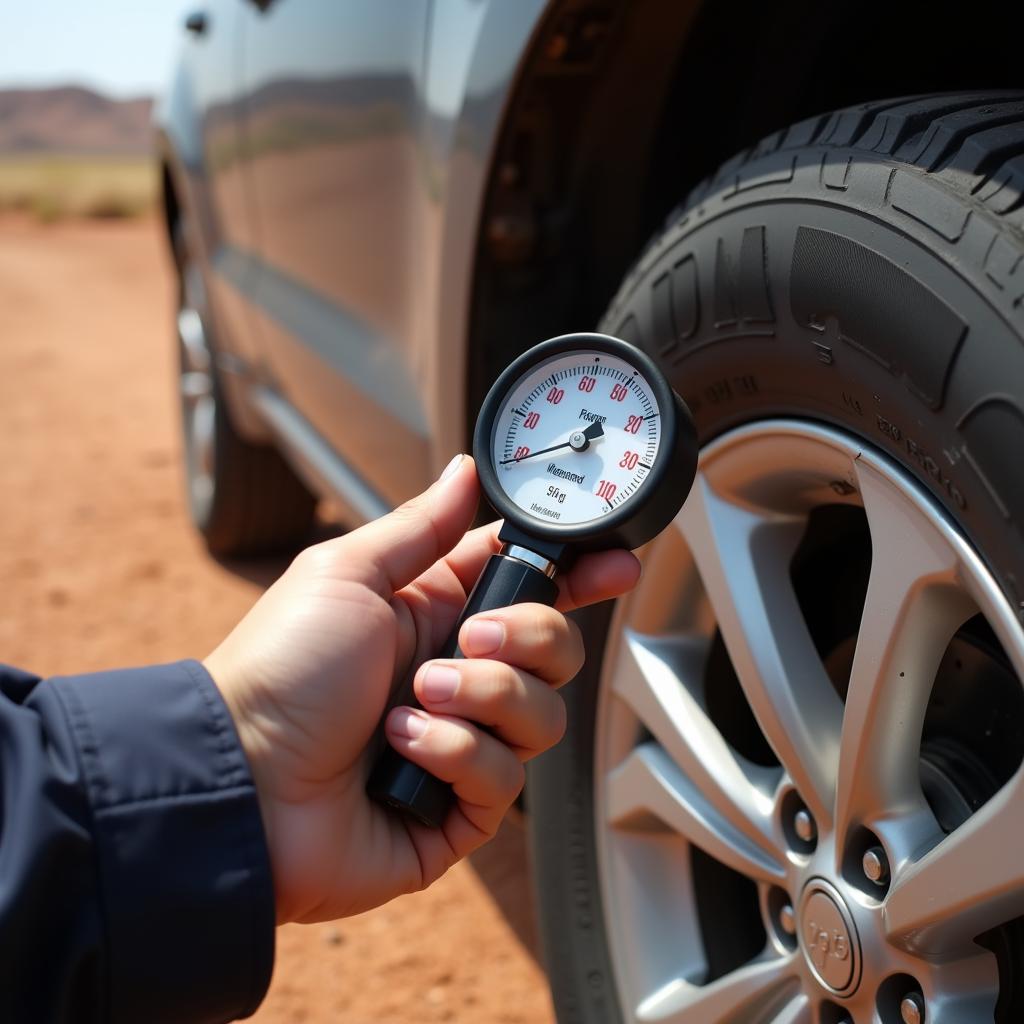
[595,420,1024,1023]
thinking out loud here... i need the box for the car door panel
[239,0,431,507]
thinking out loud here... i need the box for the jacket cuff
[49,660,275,1023]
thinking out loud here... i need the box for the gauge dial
[490,350,662,527]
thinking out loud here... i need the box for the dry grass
[0,154,157,222]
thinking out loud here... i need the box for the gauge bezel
[473,333,698,553]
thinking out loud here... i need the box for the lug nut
[900,992,925,1024]
[794,809,816,843]
[863,846,890,886]
[778,903,796,935]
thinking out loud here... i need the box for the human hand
[203,455,640,924]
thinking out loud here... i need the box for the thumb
[336,454,479,597]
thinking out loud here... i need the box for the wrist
[203,653,278,866]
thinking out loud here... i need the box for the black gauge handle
[367,549,559,827]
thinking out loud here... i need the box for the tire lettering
[904,437,967,509]
[813,341,834,365]
[842,392,864,416]
[876,415,902,443]
[877,416,967,509]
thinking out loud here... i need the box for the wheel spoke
[634,955,798,1024]
[676,475,842,828]
[834,460,975,853]
[180,370,212,402]
[177,307,209,371]
[885,767,1024,955]
[769,993,812,1024]
[606,742,785,885]
[608,631,783,876]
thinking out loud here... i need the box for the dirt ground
[0,214,556,1023]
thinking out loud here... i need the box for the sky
[1,1,195,99]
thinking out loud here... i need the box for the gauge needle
[501,420,604,464]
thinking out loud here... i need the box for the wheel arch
[464,0,1024,442]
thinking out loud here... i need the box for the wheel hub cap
[799,880,859,995]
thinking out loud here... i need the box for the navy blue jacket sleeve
[0,660,275,1023]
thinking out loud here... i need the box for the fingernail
[421,663,459,703]
[463,618,504,656]
[389,707,428,740]
[439,453,464,482]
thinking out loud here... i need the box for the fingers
[379,599,598,865]
[458,603,585,685]
[412,658,567,757]
[557,547,642,611]
[383,602,581,837]
[304,454,480,597]
[384,708,525,816]
[388,515,642,660]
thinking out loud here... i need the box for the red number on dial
[596,480,617,501]
[619,451,639,470]
[578,375,596,393]
[625,414,643,434]
[514,446,530,461]
[523,412,540,429]
[546,387,565,404]
[610,383,628,402]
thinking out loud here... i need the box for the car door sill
[250,384,391,526]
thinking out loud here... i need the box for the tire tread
[604,90,1024,333]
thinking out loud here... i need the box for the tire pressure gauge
[368,333,698,826]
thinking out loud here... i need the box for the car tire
[173,220,316,557]
[528,92,1024,1023]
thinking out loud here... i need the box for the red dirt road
[0,215,556,1024]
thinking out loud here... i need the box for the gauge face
[490,350,662,527]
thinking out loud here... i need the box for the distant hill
[0,86,153,156]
